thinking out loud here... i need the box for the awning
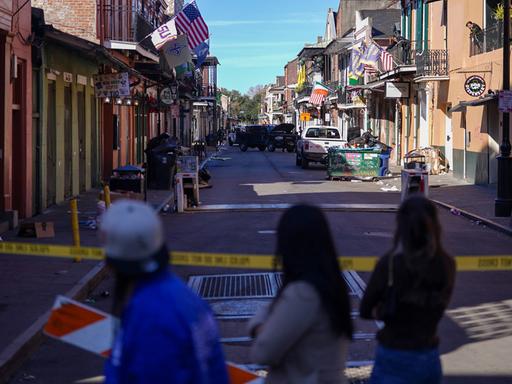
[450,94,497,113]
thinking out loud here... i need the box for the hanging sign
[499,90,512,112]
[160,87,173,105]
[93,73,130,98]
[385,82,410,98]
[300,112,311,121]
[464,75,486,97]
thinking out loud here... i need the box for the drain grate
[188,272,361,300]
[188,273,280,299]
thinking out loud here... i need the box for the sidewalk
[0,188,173,381]
[386,167,512,234]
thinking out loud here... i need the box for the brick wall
[284,59,298,105]
[33,0,98,43]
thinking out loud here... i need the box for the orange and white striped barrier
[43,295,115,357]
[227,362,263,384]
[44,296,263,383]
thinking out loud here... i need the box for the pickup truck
[296,125,347,169]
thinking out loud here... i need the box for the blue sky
[197,0,339,94]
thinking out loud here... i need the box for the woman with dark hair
[360,196,456,384]
[248,204,353,383]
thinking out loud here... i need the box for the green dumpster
[327,147,382,178]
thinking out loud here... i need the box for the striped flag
[175,2,209,50]
[151,19,178,50]
[381,49,394,72]
[309,82,330,105]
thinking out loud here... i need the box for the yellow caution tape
[0,242,511,272]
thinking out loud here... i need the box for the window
[485,0,501,28]
[305,128,340,139]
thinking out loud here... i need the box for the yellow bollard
[70,198,81,262]
[103,184,111,209]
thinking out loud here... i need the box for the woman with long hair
[360,196,456,384]
[248,204,353,383]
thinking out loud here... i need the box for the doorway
[445,105,453,172]
[12,61,25,215]
[77,88,86,192]
[64,85,73,198]
[47,81,57,206]
[91,95,98,186]
[487,100,500,183]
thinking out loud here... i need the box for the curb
[433,199,512,237]
[0,262,109,384]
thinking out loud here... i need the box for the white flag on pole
[151,19,178,50]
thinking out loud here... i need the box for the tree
[219,86,267,123]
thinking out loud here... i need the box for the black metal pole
[496,0,512,217]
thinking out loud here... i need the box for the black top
[360,252,456,350]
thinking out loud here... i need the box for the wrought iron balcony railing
[97,3,168,52]
[296,84,313,100]
[416,49,449,77]
[470,22,503,56]
[386,40,426,66]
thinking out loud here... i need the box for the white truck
[295,125,347,169]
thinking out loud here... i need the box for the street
[8,146,512,384]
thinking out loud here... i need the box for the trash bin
[109,165,144,193]
[145,133,178,190]
[401,169,429,201]
[327,147,382,179]
[378,148,392,177]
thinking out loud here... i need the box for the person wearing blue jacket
[100,200,229,384]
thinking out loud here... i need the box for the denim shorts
[370,344,442,384]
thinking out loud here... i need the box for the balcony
[200,85,217,99]
[296,84,313,101]
[415,49,449,79]
[97,2,168,54]
[470,23,503,56]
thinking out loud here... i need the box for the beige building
[377,0,504,184]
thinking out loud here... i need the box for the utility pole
[496,0,512,217]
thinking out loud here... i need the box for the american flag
[309,92,326,105]
[380,49,394,72]
[309,82,330,105]
[175,2,209,50]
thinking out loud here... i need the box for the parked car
[238,125,268,152]
[267,123,297,152]
[296,125,347,169]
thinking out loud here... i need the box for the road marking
[221,332,375,344]
[186,203,399,213]
[257,230,276,234]
[0,242,511,271]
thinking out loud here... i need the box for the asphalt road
[9,146,512,384]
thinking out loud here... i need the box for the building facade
[1,0,33,222]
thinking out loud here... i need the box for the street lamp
[496,0,512,217]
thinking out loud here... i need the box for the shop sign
[464,75,486,97]
[499,90,512,112]
[76,74,88,86]
[93,73,130,98]
[160,87,173,105]
[385,82,410,98]
[300,112,311,121]
[63,72,73,83]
